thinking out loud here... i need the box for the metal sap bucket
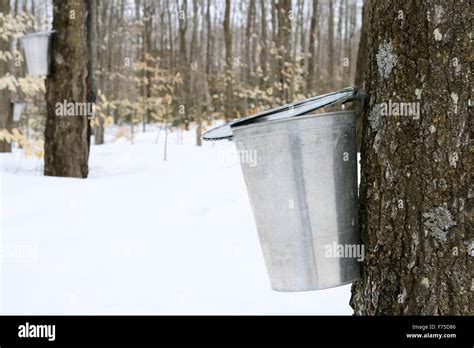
[12,101,26,122]
[21,31,55,76]
[233,111,359,291]
[203,88,365,291]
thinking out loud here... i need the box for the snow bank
[0,126,352,314]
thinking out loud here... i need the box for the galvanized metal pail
[21,31,55,76]
[12,101,26,122]
[233,110,360,291]
[203,88,365,291]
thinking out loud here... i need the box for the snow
[0,125,353,315]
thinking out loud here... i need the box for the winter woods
[1,0,362,163]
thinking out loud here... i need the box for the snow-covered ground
[0,125,352,315]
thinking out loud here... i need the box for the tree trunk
[143,0,154,132]
[290,0,303,98]
[350,0,472,315]
[165,0,173,73]
[94,0,105,145]
[354,0,368,153]
[300,1,307,75]
[336,0,343,83]
[327,0,334,88]
[190,0,202,146]
[258,0,267,90]
[223,0,234,120]
[269,0,277,94]
[205,0,211,77]
[315,3,321,85]
[244,0,255,84]
[86,0,96,149]
[344,0,355,84]
[45,0,93,178]
[277,0,292,103]
[343,0,348,77]
[189,0,198,116]
[177,0,190,128]
[177,0,187,73]
[306,0,318,93]
[0,0,12,153]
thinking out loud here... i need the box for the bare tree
[94,0,106,145]
[258,0,267,90]
[327,0,335,88]
[244,0,255,84]
[5,0,365,154]
[44,0,95,178]
[143,0,154,132]
[277,0,292,102]
[177,0,190,128]
[306,0,318,92]
[223,0,234,120]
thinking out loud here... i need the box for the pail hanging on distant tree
[12,101,26,122]
[203,88,366,291]
[21,31,55,76]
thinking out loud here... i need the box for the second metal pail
[12,101,26,122]
[21,31,54,76]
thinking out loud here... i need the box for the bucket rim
[21,30,56,39]
[271,277,360,292]
[231,110,356,134]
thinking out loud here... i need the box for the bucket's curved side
[22,34,52,76]
[233,111,361,291]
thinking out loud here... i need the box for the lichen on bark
[422,206,456,243]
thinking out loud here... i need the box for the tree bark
[351,0,472,315]
[44,0,93,178]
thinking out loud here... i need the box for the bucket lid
[202,87,365,141]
